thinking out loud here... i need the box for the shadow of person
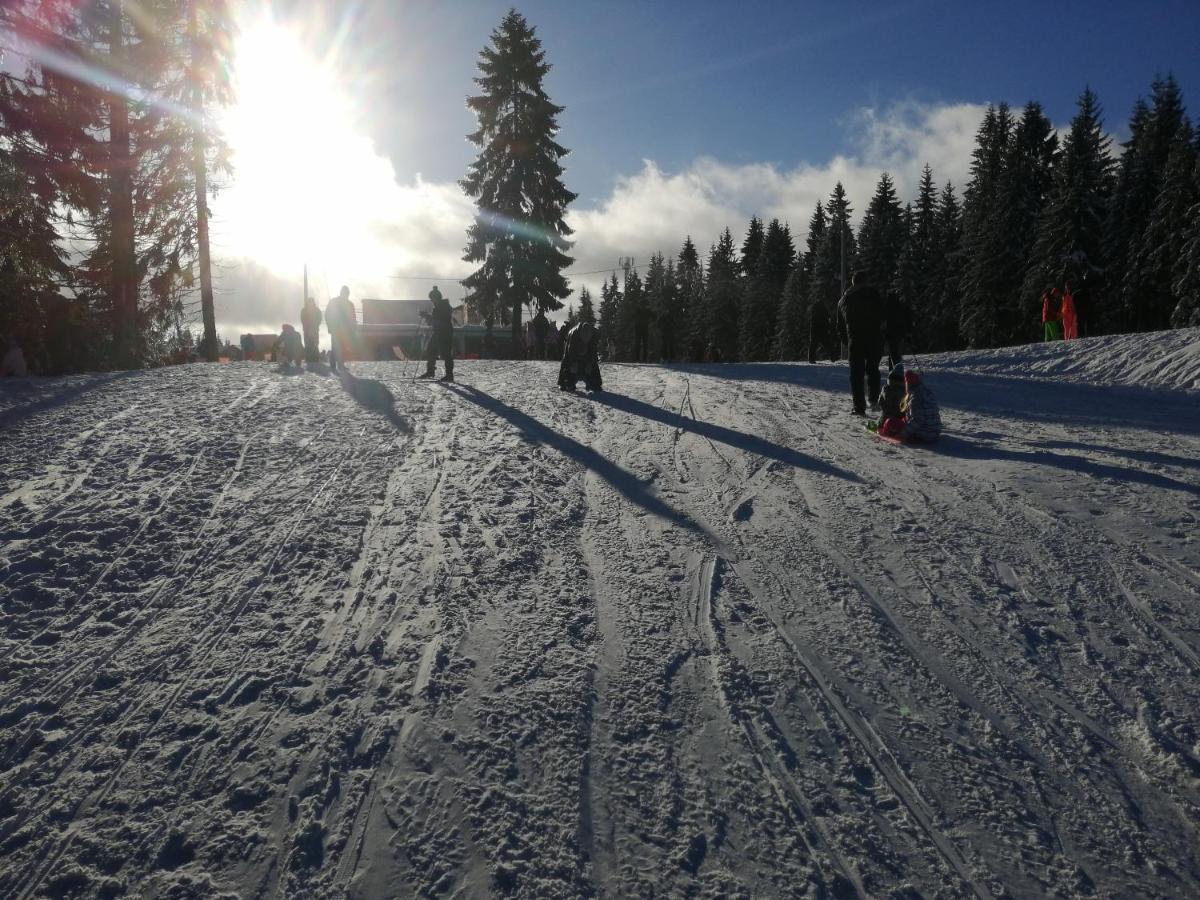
[931,435,1199,495]
[447,383,718,539]
[586,390,861,483]
[337,369,410,432]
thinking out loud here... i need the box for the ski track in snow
[0,331,1198,898]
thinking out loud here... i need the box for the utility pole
[619,256,634,288]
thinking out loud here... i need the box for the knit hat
[904,369,921,386]
[888,362,904,382]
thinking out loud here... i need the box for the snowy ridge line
[926,327,1200,392]
[5,425,369,900]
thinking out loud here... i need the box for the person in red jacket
[1041,287,1063,341]
[1061,282,1079,340]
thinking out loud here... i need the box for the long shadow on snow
[0,370,141,428]
[1027,439,1200,473]
[338,369,410,432]
[673,362,1200,437]
[586,389,861,483]
[447,383,713,537]
[926,435,1199,496]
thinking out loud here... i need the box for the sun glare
[218,13,412,289]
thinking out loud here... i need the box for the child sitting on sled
[870,363,942,443]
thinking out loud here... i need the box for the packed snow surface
[1,330,1198,898]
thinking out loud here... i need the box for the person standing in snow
[326,286,356,371]
[2,336,28,376]
[558,320,571,359]
[633,301,651,362]
[884,293,912,370]
[418,285,455,381]
[1061,282,1080,340]
[1041,287,1063,341]
[532,309,550,360]
[808,301,837,364]
[300,296,322,365]
[836,271,886,415]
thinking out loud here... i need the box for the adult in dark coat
[633,302,651,362]
[808,301,838,364]
[558,321,571,359]
[325,286,356,371]
[558,321,603,392]
[532,310,550,360]
[418,285,455,381]
[836,271,886,415]
[883,293,912,370]
[300,296,322,364]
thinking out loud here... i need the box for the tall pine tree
[857,172,905,295]
[740,218,793,361]
[958,103,1014,347]
[1023,89,1114,329]
[704,228,740,361]
[461,10,576,354]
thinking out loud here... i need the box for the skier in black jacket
[836,271,885,415]
[418,285,454,381]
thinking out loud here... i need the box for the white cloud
[561,100,987,307]
[211,83,988,330]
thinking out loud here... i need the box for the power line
[388,264,640,282]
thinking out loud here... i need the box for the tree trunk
[190,0,218,361]
[108,0,139,368]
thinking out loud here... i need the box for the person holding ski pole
[301,296,322,365]
[836,270,885,416]
[418,285,455,382]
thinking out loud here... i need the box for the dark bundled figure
[418,285,455,382]
[558,321,603,392]
[836,270,885,415]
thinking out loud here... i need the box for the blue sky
[349,0,1200,200]
[209,0,1200,330]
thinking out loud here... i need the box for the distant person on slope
[300,296,322,364]
[418,285,455,382]
[558,320,603,392]
[558,320,571,359]
[1061,283,1080,341]
[1041,287,1063,341]
[884,293,912,370]
[836,270,886,416]
[2,336,28,376]
[633,301,651,362]
[326,286,356,371]
[532,309,550,360]
[808,301,837,364]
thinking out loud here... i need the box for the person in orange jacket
[1041,287,1063,341]
[1061,282,1079,340]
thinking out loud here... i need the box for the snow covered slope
[1,330,1197,898]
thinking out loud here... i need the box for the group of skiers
[1041,282,1087,341]
[261,270,940,436]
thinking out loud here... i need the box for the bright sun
[217,13,411,287]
